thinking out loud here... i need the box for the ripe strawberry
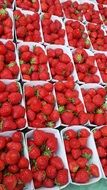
[12,105,25,119]
[5,150,20,165]
[97,146,107,158]
[74,169,89,183]
[0,136,6,149]
[70,138,80,149]
[33,130,47,146]
[44,136,58,155]
[43,178,54,188]
[46,165,57,179]
[69,160,79,173]
[93,129,102,140]
[94,114,106,126]
[50,156,64,170]
[33,170,46,182]
[12,131,22,142]
[36,155,49,170]
[7,141,22,152]
[89,164,99,177]
[78,138,87,148]
[64,129,77,140]
[18,157,29,169]
[19,169,32,184]
[61,111,73,125]
[64,139,71,153]
[55,169,68,186]
[77,157,88,168]
[78,128,90,138]
[6,82,19,92]
[71,149,81,159]
[3,175,17,190]
[82,148,93,160]
[100,126,107,137]
[8,92,22,105]
[29,145,40,159]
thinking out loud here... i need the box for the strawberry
[89,164,99,177]
[97,146,107,158]
[12,105,25,119]
[93,129,102,140]
[61,111,73,125]
[64,140,71,153]
[71,149,81,160]
[82,148,93,160]
[78,138,87,148]
[70,138,80,149]
[18,156,29,169]
[78,129,90,138]
[19,169,32,184]
[64,129,77,140]
[33,130,47,146]
[6,82,19,92]
[77,157,88,168]
[74,169,89,183]
[29,145,40,159]
[55,169,68,186]
[46,165,57,179]
[8,92,22,105]
[36,155,49,170]
[100,126,107,137]
[3,175,17,190]
[5,150,20,165]
[69,160,79,173]
[50,156,64,170]
[43,178,54,187]
[33,170,46,182]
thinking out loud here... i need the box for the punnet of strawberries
[18,43,50,81]
[14,10,42,42]
[0,40,19,79]
[65,19,91,49]
[0,131,32,190]
[0,8,13,39]
[24,82,60,128]
[93,125,107,177]
[27,129,69,188]
[63,128,100,183]
[81,85,107,126]
[0,81,26,131]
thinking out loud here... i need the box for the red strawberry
[5,150,20,165]
[68,160,79,173]
[100,126,107,137]
[55,169,68,186]
[50,156,64,170]
[82,147,93,160]
[12,131,22,142]
[74,169,89,183]
[78,138,87,148]
[18,156,29,169]
[64,139,71,153]
[33,130,47,146]
[6,82,19,92]
[71,149,81,159]
[70,138,80,149]
[19,169,32,184]
[43,178,54,188]
[78,128,90,138]
[77,157,88,168]
[33,170,46,182]
[29,145,40,159]
[3,174,17,190]
[36,155,49,170]
[89,164,99,177]
[12,105,25,119]
[64,129,77,140]
[61,111,73,125]
[46,165,57,179]
[93,129,102,140]
[97,146,107,158]
[8,92,22,105]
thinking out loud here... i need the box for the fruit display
[0,40,19,79]
[14,9,42,42]
[40,0,63,17]
[24,81,60,128]
[0,81,26,131]
[0,0,107,189]
[81,84,107,126]
[65,19,91,49]
[46,45,77,81]
[0,131,32,189]
[72,48,101,83]
[55,79,88,126]
[41,14,67,45]
[93,125,107,177]
[0,8,14,39]
[61,126,101,184]
[26,128,69,188]
[17,42,51,81]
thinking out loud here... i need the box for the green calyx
[85,39,90,45]
[0,8,6,15]
[19,60,24,65]
[76,54,83,63]
[96,108,104,114]
[43,148,52,157]
[102,103,107,110]
[46,121,54,128]
[30,58,37,64]
[14,15,20,20]
[8,62,15,67]
[82,153,92,160]
[58,106,65,113]
[68,98,75,103]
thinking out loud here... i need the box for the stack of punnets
[0,0,107,189]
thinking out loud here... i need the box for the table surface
[63,179,107,190]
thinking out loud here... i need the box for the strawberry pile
[61,0,83,21]
[72,48,100,83]
[55,79,88,125]
[0,0,13,8]
[0,131,32,190]
[41,14,65,45]
[14,10,42,42]
[95,53,107,83]
[40,0,63,17]
[0,81,26,131]
[47,47,74,81]
[63,128,100,183]
[16,0,39,12]
[0,40,19,79]
[19,44,50,81]
[98,4,107,25]
[86,23,107,51]
[27,129,68,188]
[65,20,91,49]
[81,86,107,126]
[93,125,107,177]
[81,2,103,24]
[0,8,13,39]
[25,83,60,128]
